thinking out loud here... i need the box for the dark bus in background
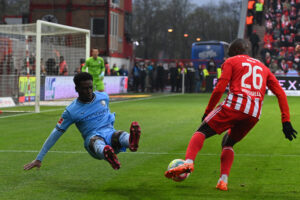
[191,40,229,69]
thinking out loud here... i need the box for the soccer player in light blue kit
[24,72,141,170]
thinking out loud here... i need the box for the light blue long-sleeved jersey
[36,92,116,161]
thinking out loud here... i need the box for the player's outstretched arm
[282,122,297,141]
[23,128,64,170]
[24,160,42,170]
[267,72,297,141]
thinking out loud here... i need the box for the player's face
[77,80,94,102]
[92,49,99,59]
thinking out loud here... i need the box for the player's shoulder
[94,91,109,100]
[97,56,104,61]
[65,99,78,112]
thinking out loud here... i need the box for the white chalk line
[0,94,181,119]
[0,150,299,157]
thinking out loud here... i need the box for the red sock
[185,132,206,161]
[220,146,234,176]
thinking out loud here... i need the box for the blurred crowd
[248,0,300,76]
[128,60,219,93]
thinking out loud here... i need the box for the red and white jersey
[205,54,290,122]
[221,55,271,118]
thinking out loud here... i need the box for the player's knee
[221,133,236,148]
[111,131,124,150]
[197,122,217,139]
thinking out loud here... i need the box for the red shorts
[205,105,259,142]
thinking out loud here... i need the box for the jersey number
[241,62,263,90]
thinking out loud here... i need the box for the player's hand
[202,113,208,122]
[24,160,42,170]
[282,122,297,141]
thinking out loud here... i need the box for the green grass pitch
[0,94,300,200]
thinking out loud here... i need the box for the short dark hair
[73,72,93,87]
[228,39,249,57]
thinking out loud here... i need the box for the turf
[0,94,299,200]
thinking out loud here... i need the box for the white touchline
[0,94,182,119]
[0,150,299,157]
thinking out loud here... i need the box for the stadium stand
[249,0,300,76]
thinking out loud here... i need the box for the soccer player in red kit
[165,39,297,191]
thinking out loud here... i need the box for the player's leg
[89,136,120,170]
[216,132,237,191]
[216,116,258,191]
[95,80,104,92]
[164,123,217,179]
[111,121,141,152]
[165,105,234,179]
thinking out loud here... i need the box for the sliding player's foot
[216,180,228,191]
[164,163,194,179]
[103,145,120,170]
[129,121,141,152]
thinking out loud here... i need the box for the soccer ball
[167,159,190,182]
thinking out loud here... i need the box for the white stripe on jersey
[258,101,264,119]
[244,95,251,114]
[234,94,243,111]
[226,93,233,107]
[205,106,222,122]
[252,98,260,117]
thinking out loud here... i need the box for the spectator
[273,24,282,40]
[156,63,165,92]
[139,64,147,92]
[186,62,196,93]
[59,56,68,75]
[250,30,260,57]
[281,11,291,28]
[46,58,57,75]
[256,1,264,25]
[280,59,289,73]
[293,55,300,71]
[286,66,299,76]
[264,52,272,67]
[282,0,291,11]
[169,62,177,92]
[111,63,120,76]
[246,12,254,37]
[269,58,279,73]
[266,19,273,31]
[119,64,128,76]
[275,67,285,75]
[105,60,110,75]
[76,58,85,74]
[207,58,216,72]
[176,62,185,92]
[264,30,275,44]
[195,64,204,93]
[41,58,46,75]
[248,0,256,16]
[275,0,282,14]
[147,62,155,92]
[132,63,140,92]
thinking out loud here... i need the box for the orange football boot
[216,180,228,191]
[164,163,194,179]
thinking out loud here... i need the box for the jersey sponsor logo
[100,100,106,106]
[57,117,64,125]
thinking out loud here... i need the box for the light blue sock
[119,132,130,148]
[93,139,106,160]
